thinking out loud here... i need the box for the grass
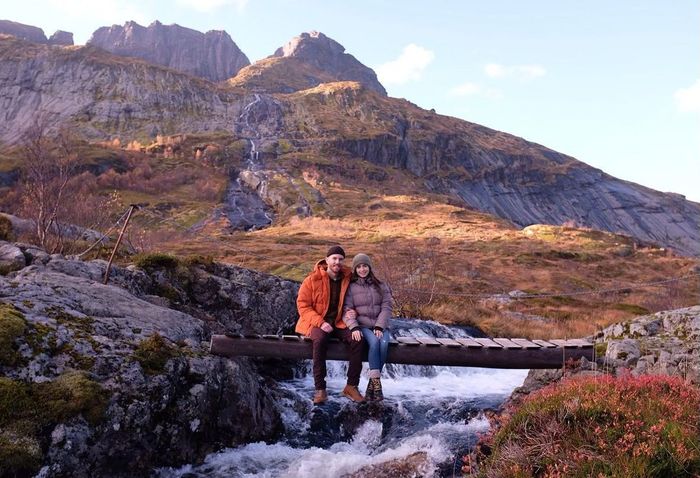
[472,374,700,477]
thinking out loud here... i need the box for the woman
[342,253,393,401]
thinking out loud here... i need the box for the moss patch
[0,372,109,477]
[0,303,27,366]
[133,333,181,375]
[133,252,180,270]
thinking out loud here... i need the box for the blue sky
[5,0,700,201]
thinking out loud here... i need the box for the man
[295,245,364,404]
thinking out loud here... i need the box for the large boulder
[0,248,298,477]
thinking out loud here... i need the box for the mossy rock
[0,303,27,366]
[0,373,109,477]
[133,252,180,270]
[34,371,109,425]
[133,333,181,375]
[0,428,42,478]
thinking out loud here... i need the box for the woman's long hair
[351,266,383,292]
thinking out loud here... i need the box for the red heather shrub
[473,374,700,478]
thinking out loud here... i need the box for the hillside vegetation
[2,132,696,339]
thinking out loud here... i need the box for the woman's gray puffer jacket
[342,278,393,330]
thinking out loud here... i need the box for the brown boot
[365,381,376,401]
[313,389,328,405]
[372,377,383,401]
[342,384,365,402]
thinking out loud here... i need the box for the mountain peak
[271,31,386,95]
[87,20,249,82]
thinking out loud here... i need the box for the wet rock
[342,451,430,478]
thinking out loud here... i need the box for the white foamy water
[158,363,527,478]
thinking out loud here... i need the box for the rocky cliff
[270,31,386,95]
[0,19,73,45]
[88,20,250,82]
[0,241,300,477]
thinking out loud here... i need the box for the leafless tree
[19,120,80,252]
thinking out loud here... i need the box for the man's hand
[374,329,383,339]
[320,322,333,333]
[345,310,357,320]
[351,330,362,341]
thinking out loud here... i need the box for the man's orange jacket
[295,259,352,336]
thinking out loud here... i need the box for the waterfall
[157,319,528,478]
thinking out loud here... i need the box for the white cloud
[484,63,546,80]
[177,0,249,13]
[376,44,435,86]
[449,82,503,100]
[674,79,700,112]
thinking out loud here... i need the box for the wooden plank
[282,335,302,341]
[396,336,420,345]
[209,335,594,368]
[262,334,281,340]
[243,333,261,339]
[474,338,503,348]
[566,339,594,347]
[455,338,483,348]
[435,338,462,347]
[532,339,557,348]
[511,338,541,349]
[493,338,522,349]
[549,339,581,348]
[414,336,441,346]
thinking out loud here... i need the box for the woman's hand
[374,329,383,339]
[320,322,333,333]
[352,330,362,341]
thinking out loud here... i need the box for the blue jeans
[361,327,391,372]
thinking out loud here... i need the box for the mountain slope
[0,31,698,256]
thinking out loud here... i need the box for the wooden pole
[103,204,137,284]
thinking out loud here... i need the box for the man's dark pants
[309,326,363,390]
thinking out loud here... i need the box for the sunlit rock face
[272,31,387,95]
[88,20,250,82]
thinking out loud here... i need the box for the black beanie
[326,245,345,258]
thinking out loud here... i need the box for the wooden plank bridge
[210,334,594,369]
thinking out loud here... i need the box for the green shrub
[473,374,700,477]
[0,428,42,478]
[133,333,180,375]
[34,371,109,425]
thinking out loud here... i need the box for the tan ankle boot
[341,384,365,402]
[313,389,327,405]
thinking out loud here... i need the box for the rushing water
[158,321,528,478]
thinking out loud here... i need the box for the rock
[273,31,386,95]
[0,19,47,43]
[48,30,73,46]
[606,338,640,366]
[0,250,293,477]
[342,451,431,478]
[88,20,250,82]
[0,241,26,271]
